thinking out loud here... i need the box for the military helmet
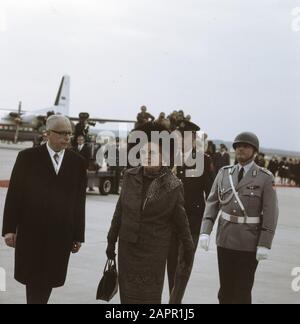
[233,132,259,152]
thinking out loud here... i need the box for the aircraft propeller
[13,101,22,144]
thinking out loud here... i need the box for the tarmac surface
[0,146,299,304]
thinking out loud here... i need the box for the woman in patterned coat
[106,124,194,304]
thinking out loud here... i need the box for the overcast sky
[0,0,299,151]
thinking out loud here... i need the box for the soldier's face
[235,143,256,164]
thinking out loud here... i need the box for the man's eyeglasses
[50,130,73,137]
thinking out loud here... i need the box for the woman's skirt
[118,239,169,304]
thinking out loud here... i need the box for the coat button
[233,210,237,213]
[235,201,238,204]
[251,192,254,196]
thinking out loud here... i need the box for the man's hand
[199,234,210,251]
[72,242,82,254]
[256,246,270,262]
[5,233,17,248]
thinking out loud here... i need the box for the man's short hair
[46,115,71,131]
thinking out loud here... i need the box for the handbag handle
[103,259,116,275]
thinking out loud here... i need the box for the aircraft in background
[0,75,134,144]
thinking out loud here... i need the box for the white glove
[199,234,210,252]
[256,246,270,262]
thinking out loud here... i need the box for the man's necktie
[238,167,245,183]
[53,153,59,165]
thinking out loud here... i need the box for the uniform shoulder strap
[259,167,273,177]
[221,165,235,175]
[222,165,234,170]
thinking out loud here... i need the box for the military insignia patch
[247,186,260,190]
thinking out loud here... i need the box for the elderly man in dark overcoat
[2,115,87,304]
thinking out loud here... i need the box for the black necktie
[53,153,59,165]
[238,167,244,183]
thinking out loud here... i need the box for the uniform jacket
[201,163,279,252]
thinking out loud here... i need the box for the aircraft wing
[69,117,135,124]
[0,109,20,112]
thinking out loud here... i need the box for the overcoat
[107,167,194,304]
[2,145,87,287]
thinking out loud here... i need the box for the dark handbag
[96,259,118,302]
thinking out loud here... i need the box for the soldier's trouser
[217,247,258,304]
[167,234,199,304]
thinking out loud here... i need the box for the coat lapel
[127,167,181,212]
[143,168,181,210]
[230,165,239,188]
[40,144,70,178]
[40,144,58,177]
[58,150,71,177]
[236,163,258,190]
[127,167,143,186]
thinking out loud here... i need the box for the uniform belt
[221,211,260,224]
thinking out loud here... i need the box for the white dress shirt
[46,142,65,175]
[238,160,255,178]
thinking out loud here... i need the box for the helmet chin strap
[238,152,257,166]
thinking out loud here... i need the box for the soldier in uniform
[135,106,155,128]
[155,112,171,130]
[167,121,214,304]
[199,132,279,304]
